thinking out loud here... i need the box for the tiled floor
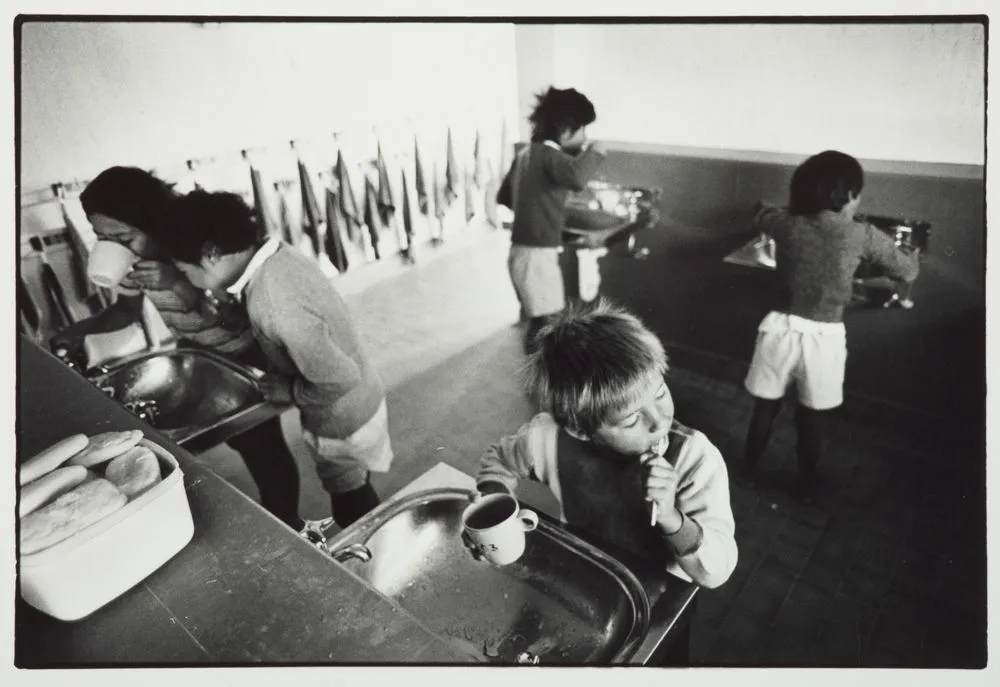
[199,225,987,668]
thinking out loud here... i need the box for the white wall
[514,25,556,143]
[535,23,985,165]
[20,21,520,190]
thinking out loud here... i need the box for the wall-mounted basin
[88,347,286,452]
[325,488,651,664]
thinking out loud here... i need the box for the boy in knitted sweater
[476,299,737,590]
[497,86,607,353]
[166,191,391,527]
[741,150,920,502]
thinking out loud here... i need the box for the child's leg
[742,312,798,481]
[226,417,302,530]
[508,245,565,353]
[794,320,846,499]
[743,396,783,478]
[793,404,830,499]
[331,475,381,528]
[302,401,393,527]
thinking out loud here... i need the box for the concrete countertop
[15,337,471,666]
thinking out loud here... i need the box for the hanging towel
[376,143,395,226]
[29,236,75,329]
[464,165,476,223]
[414,137,429,215]
[250,165,281,240]
[298,160,324,257]
[335,150,362,238]
[445,128,459,205]
[400,168,415,256]
[324,187,350,274]
[18,274,42,342]
[433,162,447,221]
[277,186,301,248]
[363,176,383,261]
[473,129,485,188]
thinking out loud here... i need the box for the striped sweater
[118,267,254,356]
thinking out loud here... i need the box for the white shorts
[302,400,394,494]
[508,244,566,318]
[744,311,847,410]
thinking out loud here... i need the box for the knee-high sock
[744,397,783,473]
[795,405,830,481]
[227,417,302,528]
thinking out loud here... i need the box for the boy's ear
[565,426,590,442]
[204,242,222,264]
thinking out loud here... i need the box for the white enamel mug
[462,493,538,565]
[87,241,137,288]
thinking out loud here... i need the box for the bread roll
[104,446,162,499]
[20,434,89,486]
[19,465,88,517]
[80,469,102,485]
[20,479,127,555]
[67,430,144,468]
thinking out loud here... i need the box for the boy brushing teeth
[476,299,737,590]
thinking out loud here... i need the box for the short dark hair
[788,150,864,216]
[523,298,668,436]
[528,86,597,142]
[166,190,260,265]
[79,166,178,244]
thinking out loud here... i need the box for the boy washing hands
[475,299,737,590]
[165,190,392,528]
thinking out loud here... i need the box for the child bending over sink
[50,167,303,531]
[476,299,737,590]
[166,191,391,527]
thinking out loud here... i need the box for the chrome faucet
[299,517,337,555]
[299,519,372,563]
[123,399,159,425]
[331,543,373,564]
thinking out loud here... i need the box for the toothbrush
[643,436,669,526]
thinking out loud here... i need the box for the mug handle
[518,508,539,532]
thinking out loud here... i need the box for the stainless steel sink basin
[89,347,285,451]
[325,488,651,664]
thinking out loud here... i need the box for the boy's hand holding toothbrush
[641,437,684,534]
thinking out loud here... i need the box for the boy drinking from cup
[475,299,737,590]
[164,190,391,527]
[496,86,607,353]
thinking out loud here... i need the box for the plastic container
[19,439,194,621]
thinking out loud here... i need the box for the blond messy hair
[522,298,669,436]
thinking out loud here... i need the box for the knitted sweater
[476,413,737,589]
[236,240,384,438]
[497,141,606,247]
[119,265,255,356]
[756,206,920,323]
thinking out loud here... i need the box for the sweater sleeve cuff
[664,513,703,557]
